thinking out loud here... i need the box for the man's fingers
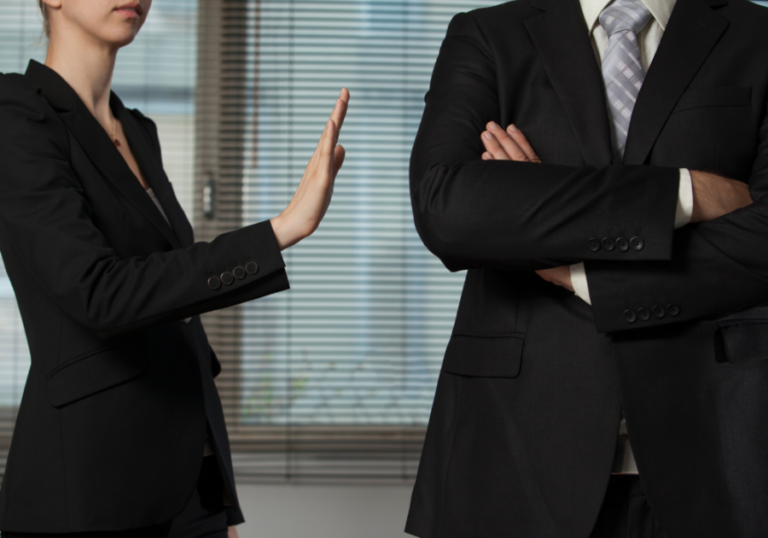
[506,124,541,163]
[482,130,513,160]
[487,122,529,161]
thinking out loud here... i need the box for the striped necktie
[599,0,652,158]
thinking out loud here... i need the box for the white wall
[236,484,414,538]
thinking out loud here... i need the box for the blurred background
[3,1,767,536]
[0,1,495,536]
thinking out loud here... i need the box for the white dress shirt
[570,0,693,305]
[570,0,690,475]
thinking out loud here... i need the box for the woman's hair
[38,0,50,39]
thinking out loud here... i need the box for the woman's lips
[115,8,139,19]
[114,3,142,19]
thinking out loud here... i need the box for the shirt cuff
[570,263,592,305]
[675,169,693,229]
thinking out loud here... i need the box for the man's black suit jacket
[406,0,768,536]
[0,61,290,533]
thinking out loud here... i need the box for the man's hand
[481,122,541,163]
[481,122,573,291]
[535,265,575,292]
[690,170,752,223]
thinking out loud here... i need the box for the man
[406,0,768,535]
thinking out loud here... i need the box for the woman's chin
[100,30,140,49]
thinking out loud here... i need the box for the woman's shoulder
[123,105,162,154]
[1,72,42,102]
[125,106,159,136]
[0,73,71,175]
[0,72,59,123]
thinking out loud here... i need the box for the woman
[0,0,348,536]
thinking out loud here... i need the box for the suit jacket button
[637,307,651,321]
[208,276,221,290]
[588,238,601,252]
[616,237,630,252]
[181,317,192,324]
[667,303,681,317]
[601,237,616,252]
[652,305,666,319]
[624,310,637,324]
[246,262,259,275]
[233,266,246,280]
[630,237,644,251]
[221,271,235,286]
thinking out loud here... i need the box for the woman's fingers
[271,91,348,251]
[506,124,541,163]
[333,145,346,177]
[330,88,350,141]
[318,120,337,174]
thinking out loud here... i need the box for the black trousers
[590,475,666,538]
[2,457,228,538]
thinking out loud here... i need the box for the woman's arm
[0,77,348,339]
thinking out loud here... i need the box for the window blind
[194,0,490,483]
[0,0,198,477]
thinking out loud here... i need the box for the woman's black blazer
[0,60,289,533]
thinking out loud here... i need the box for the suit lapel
[116,100,195,247]
[623,0,729,164]
[24,61,184,250]
[524,0,613,167]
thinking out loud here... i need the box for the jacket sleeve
[587,105,768,333]
[410,12,680,273]
[0,77,289,340]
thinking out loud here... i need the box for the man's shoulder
[720,0,768,45]
[446,0,540,42]
[719,0,768,22]
[463,0,539,24]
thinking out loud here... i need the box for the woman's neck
[45,30,118,129]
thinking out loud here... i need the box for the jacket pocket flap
[442,333,524,378]
[47,339,150,408]
[674,86,752,113]
[716,321,768,364]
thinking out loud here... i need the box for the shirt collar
[579,0,676,33]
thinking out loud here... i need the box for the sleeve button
[637,307,651,321]
[616,237,630,252]
[220,271,235,286]
[667,303,681,317]
[652,305,666,319]
[588,238,601,252]
[630,237,645,251]
[207,276,222,290]
[623,309,637,324]
[246,262,259,275]
[233,266,246,280]
[601,237,616,252]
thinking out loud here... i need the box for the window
[195,0,493,481]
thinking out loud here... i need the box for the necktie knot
[599,0,652,37]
